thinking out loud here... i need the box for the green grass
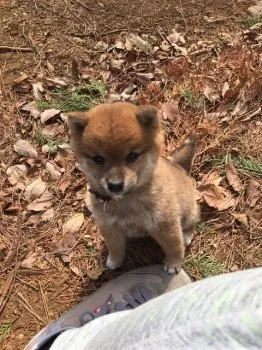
[181,89,205,110]
[35,129,68,155]
[184,253,226,278]
[241,15,262,27]
[86,245,97,256]
[206,155,262,175]
[196,222,213,234]
[0,318,18,343]
[35,81,107,112]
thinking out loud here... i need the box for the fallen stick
[0,46,33,53]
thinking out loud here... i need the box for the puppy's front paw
[106,255,122,270]
[163,259,182,275]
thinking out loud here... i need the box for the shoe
[25,265,191,350]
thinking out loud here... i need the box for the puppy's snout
[107,181,124,193]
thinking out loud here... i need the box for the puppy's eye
[92,155,105,165]
[126,152,140,163]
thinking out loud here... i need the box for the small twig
[17,292,46,324]
[75,0,105,12]
[0,211,22,315]
[0,46,33,53]
[16,277,39,291]
[39,282,50,322]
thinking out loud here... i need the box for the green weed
[181,89,205,110]
[0,318,18,343]
[196,222,213,234]
[184,253,225,278]
[35,81,107,112]
[241,16,262,27]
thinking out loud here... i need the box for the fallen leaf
[198,184,236,211]
[41,207,54,222]
[3,203,21,215]
[13,72,29,85]
[202,171,223,186]
[46,60,55,74]
[110,59,125,70]
[136,73,154,85]
[59,179,71,193]
[161,101,179,120]
[46,162,62,180]
[88,267,104,280]
[40,108,61,123]
[6,164,28,185]
[63,213,84,234]
[32,82,44,100]
[225,163,243,192]
[203,86,220,103]
[21,101,41,118]
[27,190,53,212]
[70,264,82,276]
[231,213,249,227]
[14,140,38,157]
[246,179,261,207]
[160,40,171,52]
[167,29,186,45]
[21,251,38,269]
[24,178,47,201]
[94,41,108,51]
[128,34,152,52]
[221,81,229,98]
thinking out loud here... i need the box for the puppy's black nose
[107,181,124,193]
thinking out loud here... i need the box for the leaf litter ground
[0,0,262,347]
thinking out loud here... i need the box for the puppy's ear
[137,106,160,129]
[67,112,88,135]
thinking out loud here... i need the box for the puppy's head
[68,102,162,199]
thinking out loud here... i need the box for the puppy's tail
[170,136,197,174]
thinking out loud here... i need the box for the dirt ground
[0,0,262,348]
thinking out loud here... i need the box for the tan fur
[68,102,199,274]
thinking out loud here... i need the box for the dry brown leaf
[6,164,28,185]
[161,101,179,121]
[46,162,62,180]
[198,184,236,211]
[32,82,44,100]
[167,29,186,45]
[41,207,54,222]
[225,163,243,192]
[21,101,40,118]
[70,264,82,277]
[128,34,152,52]
[14,140,38,157]
[221,81,229,98]
[27,190,53,212]
[202,171,223,186]
[24,178,47,201]
[13,72,29,85]
[63,213,84,234]
[59,179,71,193]
[88,267,104,280]
[246,179,261,207]
[231,213,249,227]
[40,108,61,123]
[21,251,38,269]
[46,60,55,74]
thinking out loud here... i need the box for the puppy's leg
[183,224,195,247]
[100,229,126,270]
[152,221,185,275]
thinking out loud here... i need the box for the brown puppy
[68,102,199,274]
